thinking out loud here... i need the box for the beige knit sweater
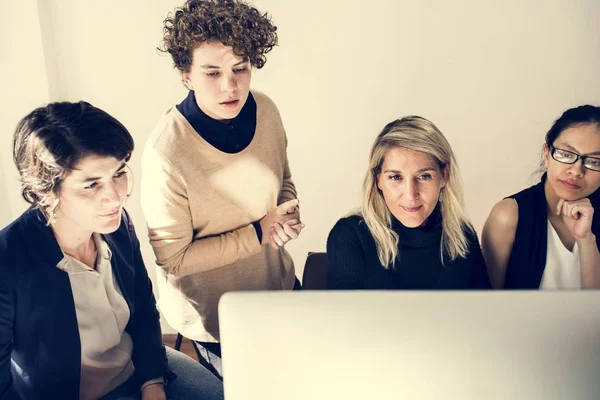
[141,90,296,342]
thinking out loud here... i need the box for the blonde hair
[360,116,472,268]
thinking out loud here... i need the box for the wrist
[576,233,596,247]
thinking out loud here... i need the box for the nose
[567,158,585,177]
[100,182,122,207]
[220,72,238,92]
[403,179,420,201]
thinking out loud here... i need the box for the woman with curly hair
[326,116,491,290]
[0,101,223,399]
[141,0,303,378]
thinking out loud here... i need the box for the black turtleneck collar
[176,90,257,154]
[391,203,443,248]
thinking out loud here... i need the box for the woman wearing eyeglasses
[482,105,600,289]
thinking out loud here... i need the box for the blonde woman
[326,116,490,289]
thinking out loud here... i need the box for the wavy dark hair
[158,0,278,72]
[13,101,134,221]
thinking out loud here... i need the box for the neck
[51,218,95,262]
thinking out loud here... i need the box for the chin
[552,182,585,201]
[393,213,427,228]
[95,217,122,234]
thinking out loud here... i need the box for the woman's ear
[46,195,60,223]
[376,171,383,192]
[441,165,449,188]
[181,71,192,90]
[542,143,550,169]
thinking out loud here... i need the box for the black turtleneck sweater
[326,208,491,290]
[176,89,257,153]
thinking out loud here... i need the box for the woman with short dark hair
[0,101,223,399]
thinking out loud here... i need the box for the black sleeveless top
[504,174,600,288]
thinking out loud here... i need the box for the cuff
[141,377,165,392]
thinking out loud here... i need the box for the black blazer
[0,207,167,399]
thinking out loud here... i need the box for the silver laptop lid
[219,291,600,400]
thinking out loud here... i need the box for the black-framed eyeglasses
[549,145,600,172]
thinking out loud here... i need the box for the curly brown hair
[159,0,278,72]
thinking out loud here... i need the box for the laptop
[219,291,600,400]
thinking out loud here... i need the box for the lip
[220,99,239,108]
[101,209,120,219]
[401,205,422,213]
[559,180,582,190]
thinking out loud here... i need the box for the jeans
[99,346,224,400]
[195,277,304,380]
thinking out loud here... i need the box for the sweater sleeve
[277,132,297,205]
[326,218,367,289]
[141,147,262,279]
[466,228,492,289]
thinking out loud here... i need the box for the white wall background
[1,0,599,333]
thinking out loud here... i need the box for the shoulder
[328,215,369,242]
[251,89,278,111]
[0,208,48,280]
[485,198,519,233]
[0,208,40,258]
[252,90,284,122]
[144,106,194,165]
[508,179,545,207]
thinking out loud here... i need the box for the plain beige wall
[1,0,599,334]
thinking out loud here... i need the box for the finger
[572,199,594,218]
[276,212,300,224]
[269,234,279,250]
[288,225,304,236]
[556,198,564,216]
[287,199,300,214]
[282,219,300,226]
[569,204,581,220]
[270,226,286,247]
[287,222,304,232]
[272,222,292,244]
[560,201,577,220]
[275,199,300,216]
[281,222,299,239]
[290,223,305,232]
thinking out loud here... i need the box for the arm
[326,219,367,289]
[277,143,297,205]
[123,213,168,389]
[0,265,18,400]
[578,235,600,288]
[556,198,600,289]
[465,228,492,289]
[141,150,264,278]
[481,199,518,289]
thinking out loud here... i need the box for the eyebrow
[557,143,600,156]
[383,168,437,174]
[78,162,127,183]
[199,58,248,69]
